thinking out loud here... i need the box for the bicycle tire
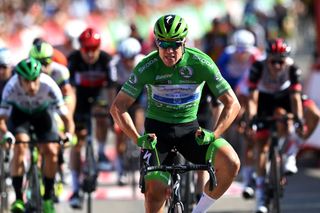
[268,145,282,213]
[25,165,43,213]
[167,201,184,213]
[0,151,9,213]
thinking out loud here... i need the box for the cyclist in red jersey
[67,27,114,209]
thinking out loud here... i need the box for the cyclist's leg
[10,133,29,211]
[177,123,240,212]
[253,130,269,212]
[8,108,31,211]
[33,109,61,212]
[92,102,112,171]
[142,118,177,213]
[241,133,256,199]
[203,139,240,199]
[69,118,86,208]
[114,125,128,185]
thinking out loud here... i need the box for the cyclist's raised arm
[214,89,240,138]
[110,91,140,143]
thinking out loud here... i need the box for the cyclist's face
[268,56,286,71]
[19,76,40,96]
[80,46,100,64]
[157,40,184,67]
[121,57,136,71]
[0,64,12,81]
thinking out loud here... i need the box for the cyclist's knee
[207,138,240,176]
[145,180,168,201]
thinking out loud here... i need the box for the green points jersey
[121,47,231,124]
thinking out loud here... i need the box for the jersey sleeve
[120,67,145,99]
[200,55,231,98]
[0,78,14,117]
[53,62,71,86]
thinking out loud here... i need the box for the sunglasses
[39,57,52,66]
[270,59,285,65]
[157,40,183,50]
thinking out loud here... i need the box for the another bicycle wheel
[25,165,43,213]
[268,145,282,213]
[0,151,9,213]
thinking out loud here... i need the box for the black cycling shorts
[8,107,60,142]
[140,118,210,167]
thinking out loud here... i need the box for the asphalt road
[53,164,320,213]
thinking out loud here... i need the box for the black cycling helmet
[15,58,42,81]
[266,38,291,57]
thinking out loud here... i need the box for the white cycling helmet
[118,37,141,59]
[64,19,87,49]
[0,47,12,66]
[231,29,255,51]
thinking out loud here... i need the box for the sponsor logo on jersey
[138,58,158,73]
[179,66,193,78]
[192,55,215,69]
[128,73,137,84]
[155,74,173,80]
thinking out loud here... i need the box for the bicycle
[81,119,99,213]
[13,126,68,213]
[252,114,298,213]
[139,148,217,213]
[0,139,11,213]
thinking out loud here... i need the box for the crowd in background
[0,0,314,64]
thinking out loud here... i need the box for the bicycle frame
[255,116,293,213]
[16,128,68,213]
[265,126,286,213]
[140,162,216,213]
[24,141,43,213]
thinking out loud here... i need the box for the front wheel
[168,201,184,213]
[25,165,43,213]
[268,146,282,213]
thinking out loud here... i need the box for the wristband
[196,128,215,145]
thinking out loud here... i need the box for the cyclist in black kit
[247,38,304,213]
[67,27,114,208]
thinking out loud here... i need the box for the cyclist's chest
[151,66,199,85]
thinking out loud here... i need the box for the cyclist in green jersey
[110,14,241,213]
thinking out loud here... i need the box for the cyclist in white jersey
[0,58,75,213]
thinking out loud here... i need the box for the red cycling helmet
[79,27,101,50]
[266,38,291,57]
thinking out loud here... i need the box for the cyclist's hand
[1,131,15,145]
[64,132,78,146]
[137,134,157,150]
[294,117,305,138]
[195,128,215,145]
